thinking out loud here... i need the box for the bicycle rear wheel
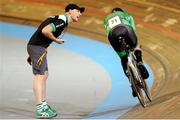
[142,79,152,102]
[129,68,146,107]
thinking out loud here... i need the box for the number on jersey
[108,16,121,29]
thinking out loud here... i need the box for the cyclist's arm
[104,17,111,36]
[129,15,137,33]
[128,15,141,48]
[104,25,111,36]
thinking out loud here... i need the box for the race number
[108,16,121,28]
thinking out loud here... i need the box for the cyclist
[104,8,149,97]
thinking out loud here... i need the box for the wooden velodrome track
[1,0,180,119]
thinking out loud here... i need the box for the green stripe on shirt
[50,23,56,32]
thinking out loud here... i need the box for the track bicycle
[119,36,152,107]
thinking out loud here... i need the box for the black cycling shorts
[108,25,137,52]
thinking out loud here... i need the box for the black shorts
[108,25,138,52]
[27,45,48,75]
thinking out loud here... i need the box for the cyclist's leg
[134,49,149,79]
[108,26,129,77]
[125,26,149,79]
[134,49,142,63]
[125,26,144,64]
[120,55,129,77]
[108,26,123,52]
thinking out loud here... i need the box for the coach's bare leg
[33,73,46,104]
[42,71,48,101]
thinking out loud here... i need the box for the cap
[65,4,85,13]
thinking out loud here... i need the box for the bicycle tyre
[129,67,146,107]
[141,79,152,102]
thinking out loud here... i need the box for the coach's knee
[44,71,48,80]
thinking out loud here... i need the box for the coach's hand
[56,38,65,44]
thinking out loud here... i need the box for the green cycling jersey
[104,11,136,36]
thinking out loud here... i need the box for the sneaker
[137,62,149,79]
[35,104,55,119]
[47,105,57,117]
[42,100,57,117]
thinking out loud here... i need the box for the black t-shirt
[28,14,68,48]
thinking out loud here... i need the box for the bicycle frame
[127,51,143,85]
